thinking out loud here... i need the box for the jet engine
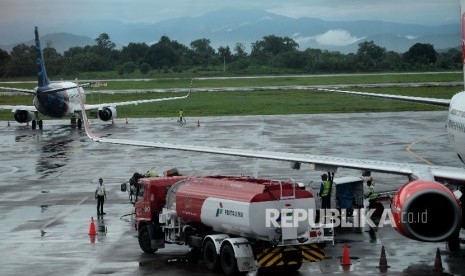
[98,107,117,121]
[13,110,35,123]
[391,180,461,242]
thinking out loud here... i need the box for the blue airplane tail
[34,26,50,88]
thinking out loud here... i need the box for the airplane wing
[0,105,37,112]
[81,119,465,182]
[76,82,465,184]
[0,81,96,95]
[82,93,190,111]
[79,107,465,182]
[317,88,451,107]
[0,87,36,94]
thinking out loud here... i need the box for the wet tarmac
[1,111,464,275]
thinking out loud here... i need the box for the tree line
[0,33,461,78]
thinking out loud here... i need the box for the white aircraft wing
[80,115,465,183]
[0,105,37,112]
[81,122,465,182]
[77,83,465,183]
[0,87,36,94]
[81,93,190,111]
[317,88,451,107]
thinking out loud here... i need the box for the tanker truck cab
[133,175,334,275]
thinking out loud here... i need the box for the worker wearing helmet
[319,174,332,209]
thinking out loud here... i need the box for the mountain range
[0,9,460,54]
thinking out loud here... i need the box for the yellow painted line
[405,133,447,165]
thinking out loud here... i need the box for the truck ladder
[270,179,298,244]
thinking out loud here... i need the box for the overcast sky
[0,0,460,26]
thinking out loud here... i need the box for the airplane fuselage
[447,91,465,162]
[33,81,85,118]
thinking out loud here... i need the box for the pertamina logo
[215,202,243,218]
[216,202,224,217]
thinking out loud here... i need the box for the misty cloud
[314,29,364,46]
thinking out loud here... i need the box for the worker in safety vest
[179,109,184,123]
[365,177,377,209]
[319,174,332,209]
[95,178,107,215]
[146,169,158,177]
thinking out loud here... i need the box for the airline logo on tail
[34,26,50,88]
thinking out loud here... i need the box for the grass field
[0,72,460,120]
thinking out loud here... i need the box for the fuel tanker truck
[123,173,333,275]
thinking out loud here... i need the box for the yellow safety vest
[368,185,376,200]
[321,180,332,197]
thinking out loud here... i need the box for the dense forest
[0,33,461,78]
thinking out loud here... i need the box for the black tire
[448,232,460,251]
[282,262,302,273]
[220,243,239,276]
[258,263,302,275]
[31,120,36,130]
[203,239,220,271]
[138,225,157,253]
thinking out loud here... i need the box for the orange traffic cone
[433,247,444,272]
[88,216,97,236]
[341,243,351,266]
[89,234,96,244]
[197,119,200,127]
[378,245,390,272]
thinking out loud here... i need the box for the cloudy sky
[0,0,460,26]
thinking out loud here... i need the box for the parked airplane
[0,27,189,130]
[77,1,465,249]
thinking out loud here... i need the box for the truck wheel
[203,239,220,271]
[283,262,302,273]
[138,225,157,253]
[220,243,239,276]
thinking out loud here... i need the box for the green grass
[0,72,459,120]
[1,71,461,90]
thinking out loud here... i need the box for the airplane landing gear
[447,232,460,251]
[31,119,43,130]
[70,117,82,129]
[71,117,77,128]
